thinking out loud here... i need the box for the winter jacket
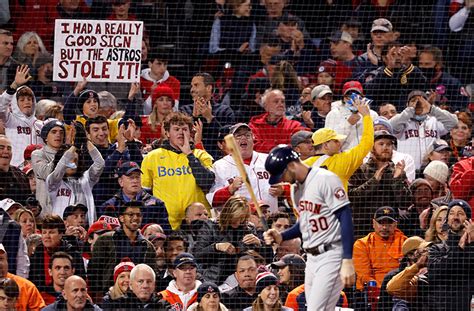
[100,189,171,234]
[389,105,458,169]
[7,272,45,311]
[353,229,407,290]
[349,159,412,236]
[90,141,143,207]
[88,228,157,295]
[0,86,44,166]
[32,145,59,214]
[364,64,427,111]
[325,100,379,151]
[42,296,102,311]
[305,114,374,191]
[0,165,31,205]
[181,100,235,159]
[425,233,474,310]
[192,220,273,284]
[46,145,104,225]
[221,286,257,311]
[449,156,474,211]
[248,113,307,153]
[29,238,85,292]
[101,291,171,310]
[0,210,21,274]
[159,280,201,311]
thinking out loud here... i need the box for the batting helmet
[265,144,300,185]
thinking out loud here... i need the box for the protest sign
[53,19,143,82]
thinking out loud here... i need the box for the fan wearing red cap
[103,258,135,303]
[140,84,175,145]
[325,80,379,151]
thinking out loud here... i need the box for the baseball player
[263,145,355,311]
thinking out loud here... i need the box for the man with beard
[424,199,474,311]
[221,255,258,310]
[88,201,157,296]
[349,130,411,237]
[353,206,407,303]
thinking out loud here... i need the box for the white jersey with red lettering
[206,151,278,212]
[295,167,349,250]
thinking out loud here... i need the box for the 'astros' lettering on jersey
[295,167,350,249]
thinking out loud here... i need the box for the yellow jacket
[141,146,213,229]
[304,115,374,191]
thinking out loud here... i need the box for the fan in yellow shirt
[141,112,214,229]
[304,99,374,191]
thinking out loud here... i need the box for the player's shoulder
[312,166,339,179]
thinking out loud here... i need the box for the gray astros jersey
[294,167,349,249]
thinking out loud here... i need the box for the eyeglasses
[123,212,142,218]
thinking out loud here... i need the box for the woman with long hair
[193,196,272,284]
[140,84,174,145]
[244,271,292,311]
[448,111,473,164]
[425,205,448,243]
[270,60,302,119]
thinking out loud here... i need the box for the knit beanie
[78,89,100,112]
[255,271,279,294]
[113,258,135,283]
[197,282,220,302]
[151,84,174,105]
[423,160,449,184]
[40,119,65,142]
[447,199,472,220]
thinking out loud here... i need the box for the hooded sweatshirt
[160,280,202,311]
[0,86,44,166]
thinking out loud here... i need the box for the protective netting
[0,0,473,310]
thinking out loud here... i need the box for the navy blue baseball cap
[117,161,142,177]
[265,144,300,185]
[173,252,198,269]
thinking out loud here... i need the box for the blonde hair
[218,196,250,231]
[13,208,37,235]
[425,205,448,243]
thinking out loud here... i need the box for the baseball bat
[224,134,269,230]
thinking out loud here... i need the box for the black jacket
[192,220,272,284]
[29,238,85,292]
[180,100,235,159]
[100,189,171,234]
[42,296,102,310]
[364,65,427,111]
[425,233,474,311]
[88,228,157,295]
[221,286,257,311]
[101,292,171,310]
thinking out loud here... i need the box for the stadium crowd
[0,0,473,310]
